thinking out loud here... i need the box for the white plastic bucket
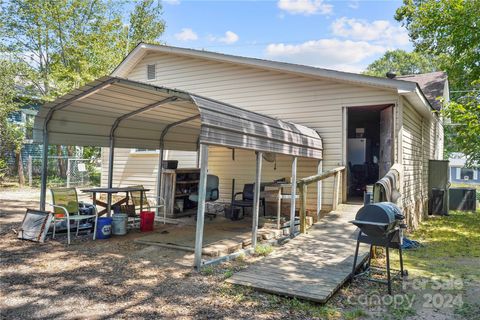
[112,213,128,235]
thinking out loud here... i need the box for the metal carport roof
[33,76,323,159]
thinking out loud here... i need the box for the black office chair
[230,183,265,220]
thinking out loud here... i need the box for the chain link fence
[26,156,101,188]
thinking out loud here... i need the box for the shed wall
[102,51,398,211]
[100,149,197,192]
[401,98,443,227]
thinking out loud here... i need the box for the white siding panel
[102,51,398,211]
[100,148,197,194]
[401,98,443,228]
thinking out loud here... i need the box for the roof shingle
[396,71,448,110]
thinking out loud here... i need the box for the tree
[0,0,165,180]
[0,59,33,185]
[443,83,480,165]
[128,0,165,47]
[363,49,440,77]
[395,0,479,90]
[395,0,480,163]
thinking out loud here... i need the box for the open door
[346,105,394,200]
[379,106,394,178]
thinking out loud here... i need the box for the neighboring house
[449,153,479,184]
[6,101,43,168]
[101,43,448,227]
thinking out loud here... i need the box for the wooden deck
[226,204,368,303]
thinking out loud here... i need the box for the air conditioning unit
[463,176,470,180]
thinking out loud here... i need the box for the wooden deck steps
[226,204,368,303]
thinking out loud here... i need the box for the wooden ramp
[227,204,368,303]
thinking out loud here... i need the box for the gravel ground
[1,188,478,320]
[0,189,297,319]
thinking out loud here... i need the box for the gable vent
[147,64,156,80]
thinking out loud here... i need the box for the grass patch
[282,298,342,319]
[224,268,234,278]
[254,244,273,256]
[343,308,368,320]
[454,302,480,319]
[401,210,480,279]
[201,265,215,276]
[235,252,246,263]
[387,294,416,320]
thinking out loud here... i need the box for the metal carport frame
[34,76,323,269]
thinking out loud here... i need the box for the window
[147,64,156,80]
[460,168,474,180]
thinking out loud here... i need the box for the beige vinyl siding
[115,51,398,210]
[401,98,443,227]
[100,148,197,193]
[207,146,318,209]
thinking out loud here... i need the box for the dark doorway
[346,105,394,200]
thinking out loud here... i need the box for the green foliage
[128,0,165,46]
[395,0,480,162]
[442,82,480,165]
[0,0,165,182]
[254,244,273,256]
[0,159,8,182]
[395,0,480,90]
[0,0,165,99]
[363,49,439,77]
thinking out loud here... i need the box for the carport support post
[39,134,49,211]
[194,144,209,270]
[316,160,323,219]
[155,148,165,218]
[251,151,263,248]
[289,156,298,236]
[107,137,115,216]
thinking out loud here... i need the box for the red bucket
[140,211,155,232]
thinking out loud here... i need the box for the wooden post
[332,171,341,211]
[251,151,263,248]
[28,155,32,187]
[300,183,307,233]
[316,160,322,219]
[194,144,209,270]
[290,156,297,236]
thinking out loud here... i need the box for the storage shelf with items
[161,168,201,218]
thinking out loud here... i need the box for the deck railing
[297,166,345,233]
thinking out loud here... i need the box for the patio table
[81,187,150,216]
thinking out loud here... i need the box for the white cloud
[331,17,410,46]
[174,28,198,41]
[163,0,180,5]
[277,0,333,16]
[348,0,359,9]
[208,31,239,44]
[265,39,387,73]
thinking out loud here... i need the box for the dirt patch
[1,189,479,319]
[0,191,292,319]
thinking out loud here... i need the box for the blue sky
[158,0,412,73]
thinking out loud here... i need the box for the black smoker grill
[350,202,408,294]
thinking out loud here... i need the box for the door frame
[342,102,397,202]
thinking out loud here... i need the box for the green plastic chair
[49,188,98,244]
